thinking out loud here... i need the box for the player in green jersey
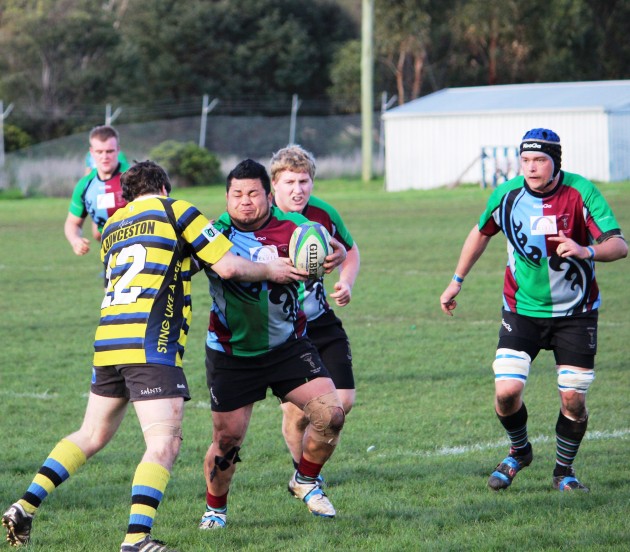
[270,145,360,488]
[440,128,627,492]
[64,125,130,256]
[3,161,304,551]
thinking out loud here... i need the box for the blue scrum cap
[520,128,562,176]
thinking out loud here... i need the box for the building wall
[609,111,630,182]
[384,110,611,191]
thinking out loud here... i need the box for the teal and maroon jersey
[478,171,624,318]
[68,160,131,232]
[205,206,309,357]
[287,195,355,322]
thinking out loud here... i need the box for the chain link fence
[2,113,381,196]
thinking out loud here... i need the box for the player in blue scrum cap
[440,127,627,492]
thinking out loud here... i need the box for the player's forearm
[453,225,491,280]
[338,244,360,289]
[64,218,82,243]
[211,252,267,282]
[591,236,628,262]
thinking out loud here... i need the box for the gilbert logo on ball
[289,222,332,279]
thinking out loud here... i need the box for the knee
[328,407,345,433]
[562,398,588,422]
[72,426,115,458]
[142,422,183,465]
[304,392,345,445]
[214,431,243,453]
[496,392,521,414]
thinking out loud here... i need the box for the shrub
[148,140,222,187]
[4,124,34,152]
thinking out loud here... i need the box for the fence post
[199,95,219,148]
[105,104,122,125]
[289,94,301,145]
[0,100,15,170]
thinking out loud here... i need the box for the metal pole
[199,95,219,148]
[289,94,301,145]
[105,104,122,125]
[361,0,374,182]
[0,100,15,169]
[199,95,209,148]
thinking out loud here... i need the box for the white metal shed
[383,80,630,190]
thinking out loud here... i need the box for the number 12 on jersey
[101,244,146,308]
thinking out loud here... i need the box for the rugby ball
[289,222,332,279]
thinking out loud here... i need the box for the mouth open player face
[272,171,314,213]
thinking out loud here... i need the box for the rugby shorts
[497,309,598,369]
[306,309,354,389]
[91,363,191,402]
[206,337,330,412]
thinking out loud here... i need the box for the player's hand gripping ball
[289,222,332,279]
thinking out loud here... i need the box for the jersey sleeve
[308,196,354,250]
[574,176,625,243]
[68,174,93,218]
[172,200,233,265]
[118,152,130,170]
[274,208,310,227]
[477,178,524,237]
[477,189,503,237]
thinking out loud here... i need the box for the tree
[0,0,124,138]
[448,0,528,86]
[117,0,356,111]
[517,0,630,83]
[374,0,432,105]
[327,36,393,113]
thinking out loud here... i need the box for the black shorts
[308,310,354,390]
[497,309,598,368]
[206,337,330,412]
[91,364,191,402]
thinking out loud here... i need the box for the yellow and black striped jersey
[94,195,232,368]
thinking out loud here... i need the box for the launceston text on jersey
[101,220,156,253]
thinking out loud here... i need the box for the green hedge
[148,140,222,187]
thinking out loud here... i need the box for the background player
[439,128,627,492]
[270,145,360,485]
[64,125,130,256]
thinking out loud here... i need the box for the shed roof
[384,80,630,117]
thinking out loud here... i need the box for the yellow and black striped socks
[18,438,87,515]
[123,462,170,546]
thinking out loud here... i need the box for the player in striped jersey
[440,128,627,493]
[269,145,360,488]
[3,161,304,551]
[64,125,131,256]
[199,159,346,529]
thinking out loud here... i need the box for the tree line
[1,0,628,147]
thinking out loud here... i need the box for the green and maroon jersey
[478,171,624,318]
[68,160,131,232]
[206,206,309,357]
[288,195,355,322]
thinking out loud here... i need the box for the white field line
[387,429,630,459]
[0,390,59,400]
[3,392,628,459]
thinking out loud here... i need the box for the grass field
[1,180,629,551]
